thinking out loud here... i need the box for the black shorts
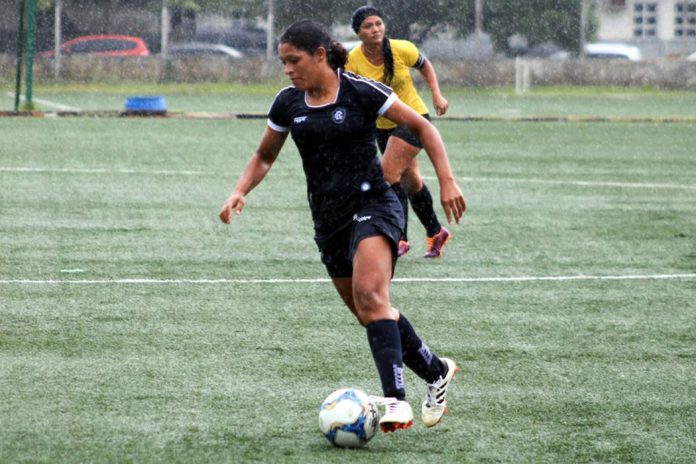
[376,113,431,154]
[315,189,405,278]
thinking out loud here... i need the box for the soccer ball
[318,388,379,448]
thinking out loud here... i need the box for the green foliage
[35,0,594,53]
[485,0,588,53]
[355,0,474,42]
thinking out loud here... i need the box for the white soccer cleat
[421,357,459,427]
[370,396,414,432]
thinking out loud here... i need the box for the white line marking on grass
[6,92,81,111]
[3,166,695,192]
[2,166,694,191]
[2,273,695,285]
[0,167,206,176]
[425,175,696,191]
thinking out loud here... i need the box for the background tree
[483,0,596,54]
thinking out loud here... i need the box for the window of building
[633,2,658,37]
[675,2,696,38]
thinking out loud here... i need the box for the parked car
[40,35,150,57]
[167,43,244,59]
[687,51,696,61]
[584,42,642,61]
[523,42,570,60]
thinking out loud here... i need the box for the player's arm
[382,99,465,224]
[416,58,448,116]
[219,127,288,223]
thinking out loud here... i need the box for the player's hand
[440,180,466,224]
[433,95,448,116]
[219,192,245,224]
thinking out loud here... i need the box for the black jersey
[267,70,398,236]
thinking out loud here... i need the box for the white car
[687,51,696,61]
[584,42,642,61]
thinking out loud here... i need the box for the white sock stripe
[393,365,405,390]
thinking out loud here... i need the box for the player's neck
[361,43,384,66]
[305,69,339,105]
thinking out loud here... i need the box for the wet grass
[1,115,695,463]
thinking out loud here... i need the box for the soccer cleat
[421,357,459,427]
[397,240,411,257]
[370,397,415,432]
[424,227,451,258]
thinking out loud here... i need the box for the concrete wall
[2,55,696,89]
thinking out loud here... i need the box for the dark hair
[350,6,394,85]
[279,19,348,71]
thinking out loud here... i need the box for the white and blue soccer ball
[318,388,379,448]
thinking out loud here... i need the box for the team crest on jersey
[332,107,347,124]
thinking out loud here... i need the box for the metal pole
[475,0,483,34]
[54,0,63,79]
[160,0,170,81]
[266,0,274,61]
[14,0,26,112]
[580,0,588,57]
[25,0,37,109]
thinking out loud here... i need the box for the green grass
[1,101,695,462]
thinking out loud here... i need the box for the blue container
[125,96,167,113]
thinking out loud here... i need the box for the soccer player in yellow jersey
[346,5,453,258]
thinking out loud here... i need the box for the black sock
[366,319,406,400]
[407,184,442,237]
[391,182,409,241]
[397,314,445,383]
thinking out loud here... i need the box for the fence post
[14,0,26,112]
[515,57,530,94]
[25,0,37,109]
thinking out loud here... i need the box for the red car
[40,35,150,57]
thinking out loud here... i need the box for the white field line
[1,273,695,285]
[2,166,695,190]
[0,167,206,176]
[6,92,81,112]
[426,175,696,191]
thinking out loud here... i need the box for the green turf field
[1,98,695,462]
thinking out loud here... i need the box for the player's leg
[382,135,418,255]
[400,158,450,257]
[377,130,411,256]
[394,311,459,427]
[351,235,413,431]
[383,134,451,258]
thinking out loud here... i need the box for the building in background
[595,0,696,57]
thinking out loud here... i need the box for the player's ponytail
[382,37,395,86]
[327,40,348,71]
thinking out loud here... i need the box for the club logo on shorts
[332,107,347,124]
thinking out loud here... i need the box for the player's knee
[353,285,388,315]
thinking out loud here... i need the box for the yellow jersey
[346,39,428,129]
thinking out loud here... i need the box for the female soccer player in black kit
[219,20,466,432]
